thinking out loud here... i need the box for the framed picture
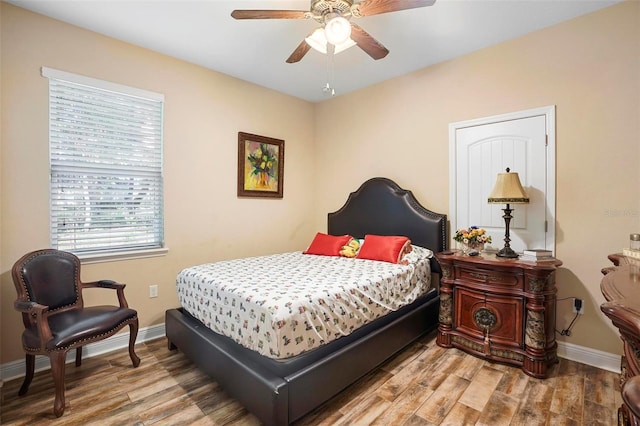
[237,132,284,198]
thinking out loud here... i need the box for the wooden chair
[11,249,140,417]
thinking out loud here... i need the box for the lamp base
[496,246,520,258]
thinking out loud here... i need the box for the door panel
[450,107,555,253]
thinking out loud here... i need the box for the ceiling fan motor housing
[310,0,354,22]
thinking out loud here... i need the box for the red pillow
[356,235,412,264]
[303,233,353,256]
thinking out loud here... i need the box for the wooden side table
[601,256,640,425]
[435,251,562,378]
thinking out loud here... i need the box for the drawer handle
[484,329,491,356]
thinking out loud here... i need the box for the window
[43,67,165,260]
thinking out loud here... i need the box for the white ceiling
[6,0,620,103]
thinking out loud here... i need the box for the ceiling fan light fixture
[305,28,328,53]
[305,28,355,54]
[324,16,351,45]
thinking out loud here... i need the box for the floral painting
[237,132,284,198]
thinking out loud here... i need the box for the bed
[165,177,447,425]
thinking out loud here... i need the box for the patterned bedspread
[176,246,433,359]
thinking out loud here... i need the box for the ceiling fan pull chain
[329,45,336,96]
[323,44,336,97]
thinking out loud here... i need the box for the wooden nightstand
[435,251,562,378]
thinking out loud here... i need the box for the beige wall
[314,1,640,355]
[0,4,316,364]
[1,1,638,366]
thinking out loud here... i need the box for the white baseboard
[0,323,165,383]
[1,324,620,384]
[557,340,622,373]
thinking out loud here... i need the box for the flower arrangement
[453,226,492,245]
[247,143,277,186]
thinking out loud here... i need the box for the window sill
[77,247,169,264]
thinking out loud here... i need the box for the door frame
[448,105,556,252]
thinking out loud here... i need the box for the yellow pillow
[339,238,361,258]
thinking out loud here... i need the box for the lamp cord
[557,312,580,336]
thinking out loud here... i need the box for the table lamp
[487,168,530,258]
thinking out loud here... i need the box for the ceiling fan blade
[354,0,436,17]
[286,39,312,63]
[350,23,389,60]
[231,10,308,20]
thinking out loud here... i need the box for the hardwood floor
[0,332,622,425]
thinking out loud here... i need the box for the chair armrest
[81,280,130,309]
[14,300,49,314]
[14,300,53,350]
[83,279,125,290]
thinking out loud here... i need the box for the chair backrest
[12,249,82,313]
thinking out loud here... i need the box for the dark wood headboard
[327,177,447,274]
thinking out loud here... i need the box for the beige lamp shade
[487,168,530,204]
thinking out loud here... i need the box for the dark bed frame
[165,177,447,425]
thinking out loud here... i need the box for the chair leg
[128,320,141,368]
[18,354,35,396]
[75,347,82,367]
[50,351,67,417]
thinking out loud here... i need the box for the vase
[460,241,484,255]
[259,171,269,188]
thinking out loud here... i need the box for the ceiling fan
[231,0,436,63]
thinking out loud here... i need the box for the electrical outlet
[149,284,158,298]
[572,297,584,315]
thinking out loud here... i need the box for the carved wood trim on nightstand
[525,310,545,349]
[438,292,452,325]
[441,265,452,279]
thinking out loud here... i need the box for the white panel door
[450,107,555,253]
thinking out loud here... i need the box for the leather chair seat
[22,306,138,351]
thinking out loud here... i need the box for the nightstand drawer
[456,266,522,288]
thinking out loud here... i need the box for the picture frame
[237,132,284,198]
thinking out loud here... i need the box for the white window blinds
[43,67,164,255]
